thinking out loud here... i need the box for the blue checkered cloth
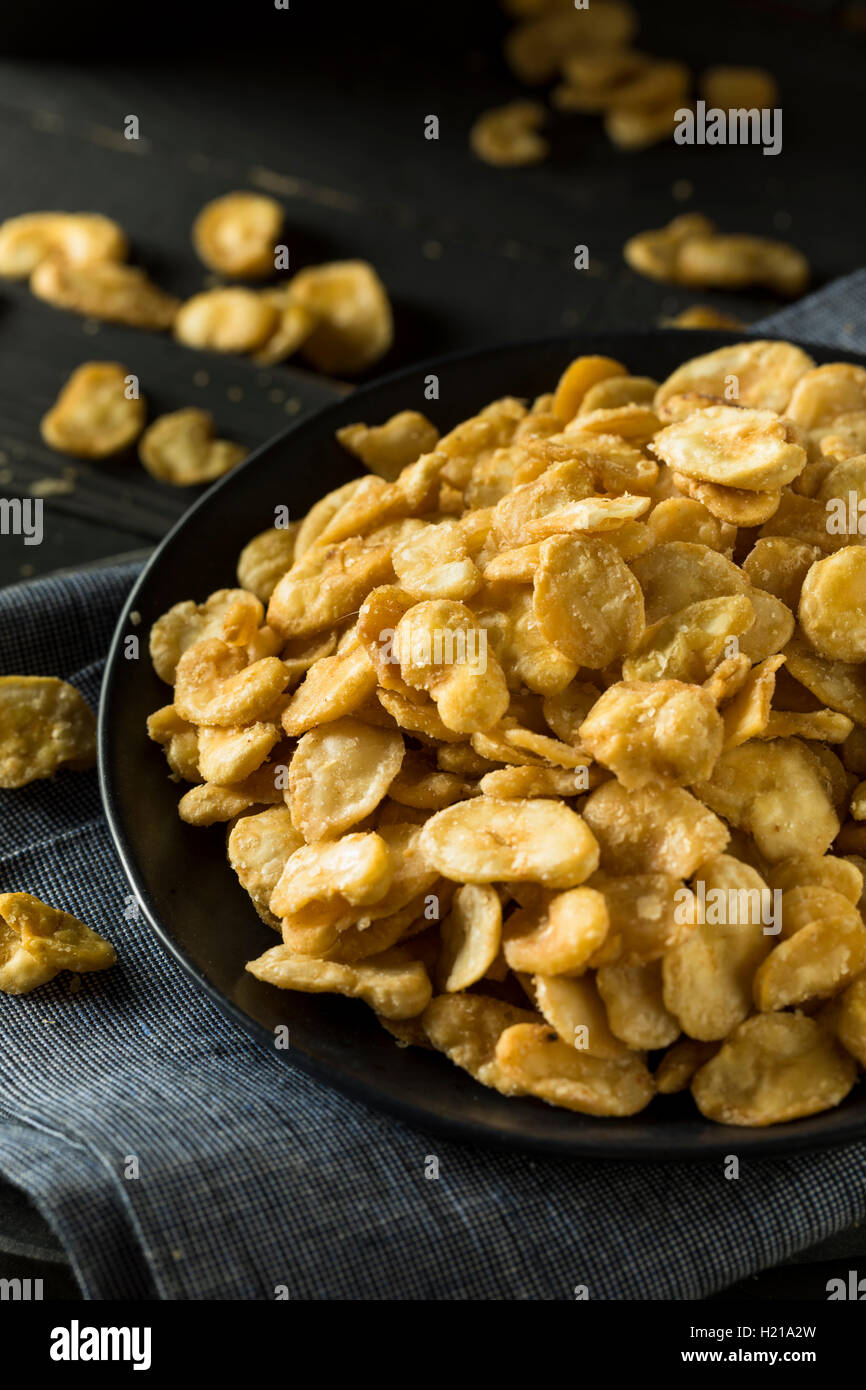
[3,278,866,1301]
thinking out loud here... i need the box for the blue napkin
[2,279,866,1301]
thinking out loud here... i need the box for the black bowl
[99,329,866,1159]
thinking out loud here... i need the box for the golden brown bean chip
[596,960,679,1049]
[31,256,179,329]
[175,288,278,354]
[196,723,279,785]
[178,764,283,825]
[149,589,261,683]
[0,211,127,279]
[421,993,538,1093]
[289,718,404,841]
[495,1023,654,1115]
[583,780,729,877]
[663,306,745,330]
[337,412,440,481]
[695,738,839,863]
[624,213,717,283]
[676,236,809,297]
[287,260,393,375]
[192,191,283,279]
[40,362,145,459]
[247,946,432,1019]
[139,408,246,486]
[700,65,778,109]
[654,1038,719,1094]
[0,676,96,789]
[227,805,305,928]
[662,857,773,1040]
[438,884,502,992]
[769,854,863,905]
[0,892,115,995]
[754,914,866,1011]
[835,974,866,1067]
[622,595,755,686]
[146,704,200,783]
[799,548,866,662]
[174,639,288,727]
[653,406,806,493]
[533,535,645,668]
[579,679,723,789]
[630,541,747,624]
[530,973,630,1059]
[591,871,697,965]
[470,100,548,166]
[654,340,814,414]
[691,1013,855,1126]
[502,886,609,974]
[268,536,394,641]
[270,831,393,927]
[236,525,299,602]
[783,636,866,726]
[420,797,599,887]
[252,293,316,366]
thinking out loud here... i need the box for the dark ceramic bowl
[99,330,866,1159]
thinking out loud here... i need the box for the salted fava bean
[645,498,735,551]
[787,363,866,431]
[836,975,866,1067]
[0,892,115,995]
[287,260,393,375]
[654,340,814,415]
[289,718,404,841]
[438,885,502,992]
[31,257,179,330]
[579,376,658,412]
[268,536,394,641]
[392,521,481,601]
[227,805,305,928]
[422,994,538,1093]
[777,886,859,940]
[753,914,866,1011]
[479,764,587,798]
[192,191,283,279]
[531,973,630,1059]
[782,637,866,726]
[583,781,729,877]
[596,960,679,1049]
[720,655,783,750]
[662,856,773,1040]
[388,749,474,809]
[694,738,839,863]
[174,640,288,726]
[604,98,684,151]
[542,682,601,744]
[768,854,864,905]
[502,887,609,974]
[799,548,866,662]
[533,535,645,668]
[146,704,200,783]
[40,361,145,459]
[676,235,809,297]
[653,406,806,492]
[236,525,299,602]
[175,288,278,354]
[701,65,778,109]
[150,589,262,682]
[337,412,440,482]
[592,871,697,965]
[394,599,509,734]
[673,472,782,527]
[579,679,723,789]
[252,291,316,366]
[0,676,96,788]
[470,101,548,166]
[551,356,626,423]
[691,1013,855,1126]
[196,722,279,784]
[247,946,431,1019]
[139,408,246,485]
[0,211,127,279]
[478,590,579,698]
[654,1038,719,1094]
[420,797,599,888]
[622,595,754,685]
[624,213,716,284]
[630,542,747,624]
[178,763,283,824]
[269,832,393,926]
[494,1023,654,1116]
[742,537,822,610]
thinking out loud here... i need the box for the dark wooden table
[1,0,865,1301]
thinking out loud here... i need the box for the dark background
[1,0,865,1300]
